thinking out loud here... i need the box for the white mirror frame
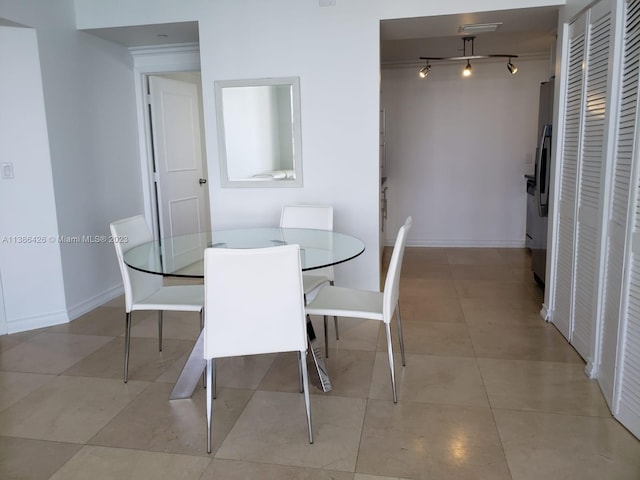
[215,76,303,188]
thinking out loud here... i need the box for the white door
[572,0,614,364]
[553,14,586,342]
[599,0,639,408]
[148,75,210,270]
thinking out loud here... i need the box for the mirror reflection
[215,77,302,187]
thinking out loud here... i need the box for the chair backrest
[280,204,333,231]
[382,216,413,323]
[110,215,162,312]
[280,205,334,280]
[203,244,307,359]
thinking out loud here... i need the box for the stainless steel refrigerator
[526,78,554,287]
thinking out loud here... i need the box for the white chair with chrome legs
[280,204,338,356]
[110,215,204,383]
[305,216,413,403]
[203,244,313,453]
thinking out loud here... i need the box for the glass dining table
[123,227,365,399]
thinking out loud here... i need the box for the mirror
[215,77,303,187]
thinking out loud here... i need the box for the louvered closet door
[616,0,640,439]
[599,0,640,409]
[572,1,614,362]
[553,14,586,341]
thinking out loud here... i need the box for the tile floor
[1,247,640,479]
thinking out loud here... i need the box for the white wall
[0,26,67,332]
[382,58,552,246]
[0,0,144,329]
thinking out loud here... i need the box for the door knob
[199,178,207,185]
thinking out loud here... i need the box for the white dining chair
[110,215,204,383]
[305,216,413,403]
[203,244,313,453]
[280,204,338,356]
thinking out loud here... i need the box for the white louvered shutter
[599,0,640,408]
[572,1,614,361]
[616,0,640,440]
[553,14,587,341]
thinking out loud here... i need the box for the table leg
[307,317,332,392]
[169,330,206,400]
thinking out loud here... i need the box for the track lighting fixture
[418,36,519,79]
[418,63,431,78]
[463,61,472,77]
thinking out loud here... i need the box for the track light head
[418,64,431,78]
[463,61,472,77]
[507,58,518,75]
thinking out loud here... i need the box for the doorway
[130,44,210,244]
[146,72,210,240]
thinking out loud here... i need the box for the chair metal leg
[299,350,313,444]
[297,351,304,393]
[323,316,329,358]
[212,358,217,400]
[200,310,206,389]
[206,358,213,454]
[124,312,132,383]
[158,311,163,352]
[329,282,339,341]
[395,303,406,367]
[385,323,398,403]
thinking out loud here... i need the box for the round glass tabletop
[123,227,365,278]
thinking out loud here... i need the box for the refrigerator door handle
[536,124,552,217]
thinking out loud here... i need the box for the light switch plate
[1,162,14,179]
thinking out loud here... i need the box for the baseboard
[67,284,124,321]
[540,304,551,321]
[387,239,527,248]
[4,284,124,335]
[7,309,70,334]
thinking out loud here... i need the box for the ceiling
[381,6,559,66]
[76,7,558,64]
[80,21,199,48]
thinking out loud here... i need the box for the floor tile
[0,332,113,374]
[494,409,640,480]
[479,358,611,416]
[0,371,55,412]
[47,306,125,337]
[380,320,475,357]
[400,294,466,323]
[462,303,546,328]
[216,390,366,472]
[48,445,211,480]
[0,375,148,443]
[63,336,195,382]
[214,353,277,389]
[446,248,505,265]
[370,353,489,407]
[129,310,202,341]
[90,382,252,456]
[468,323,584,363]
[357,399,511,479]
[202,458,355,479]
[0,436,82,480]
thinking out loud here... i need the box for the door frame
[130,43,204,241]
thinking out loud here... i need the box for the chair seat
[305,285,384,321]
[302,273,331,295]
[131,285,204,312]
